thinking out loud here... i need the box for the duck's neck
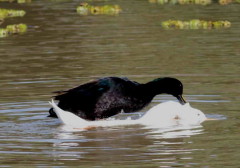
[138,79,165,98]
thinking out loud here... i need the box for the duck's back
[93,77,148,118]
[54,77,144,120]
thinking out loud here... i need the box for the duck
[49,77,187,120]
[49,100,206,129]
[138,101,207,126]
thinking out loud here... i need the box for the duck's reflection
[52,123,205,166]
[145,125,204,139]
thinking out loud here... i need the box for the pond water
[0,0,240,167]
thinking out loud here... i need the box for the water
[0,0,240,167]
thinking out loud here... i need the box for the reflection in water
[146,125,204,139]
[52,126,87,161]
[55,124,204,141]
[52,123,205,165]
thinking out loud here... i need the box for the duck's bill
[176,95,187,105]
[206,118,218,121]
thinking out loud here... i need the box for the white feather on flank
[49,100,207,129]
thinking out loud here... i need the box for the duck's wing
[52,79,111,120]
[54,79,105,100]
[93,78,142,118]
[54,77,135,101]
[52,77,140,120]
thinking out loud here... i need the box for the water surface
[0,0,240,167]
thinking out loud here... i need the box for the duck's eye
[197,114,200,116]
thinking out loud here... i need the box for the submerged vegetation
[162,20,231,29]
[76,2,121,15]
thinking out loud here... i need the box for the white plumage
[49,100,206,129]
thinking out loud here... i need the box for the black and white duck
[49,77,187,120]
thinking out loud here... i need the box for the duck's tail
[48,107,58,118]
[49,99,87,126]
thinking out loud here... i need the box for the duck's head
[149,77,187,105]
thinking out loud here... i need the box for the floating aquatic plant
[0,18,3,25]
[0,0,14,2]
[0,28,8,37]
[17,0,31,3]
[0,0,31,3]
[149,0,212,5]
[162,20,231,29]
[0,23,27,38]
[0,8,26,19]
[86,0,110,1]
[218,0,240,4]
[6,23,27,33]
[76,2,121,15]
[149,0,240,5]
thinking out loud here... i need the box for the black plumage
[49,77,186,120]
